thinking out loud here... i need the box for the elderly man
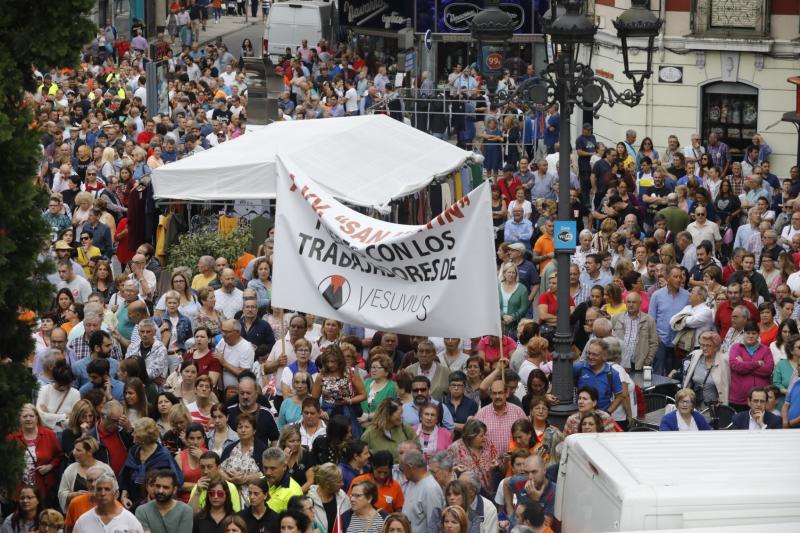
[649,266,690,375]
[214,268,244,318]
[475,378,527,455]
[611,292,658,372]
[404,340,450,400]
[401,450,445,533]
[504,206,534,251]
[683,286,715,344]
[115,290,148,346]
[191,255,217,289]
[240,298,275,350]
[126,318,168,386]
[657,193,690,235]
[69,311,123,368]
[507,242,540,305]
[87,400,133,475]
[574,338,624,412]
[216,320,254,390]
[459,471,499,533]
[74,472,142,533]
[721,305,751,353]
[127,253,156,301]
[263,447,303,512]
[580,316,612,361]
[227,375,279,444]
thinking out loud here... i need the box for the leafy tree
[0,0,95,489]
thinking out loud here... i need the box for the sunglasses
[81,236,91,241]
[208,490,226,497]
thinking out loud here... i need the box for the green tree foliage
[166,226,253,273]
[0,0,95,490]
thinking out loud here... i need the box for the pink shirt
[477,336,517,363]
[474,402,527,455]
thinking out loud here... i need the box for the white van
[555,431,800,532]
[262,0,335,62]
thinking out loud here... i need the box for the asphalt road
[217,21,266,58]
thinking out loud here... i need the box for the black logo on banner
[318,275,351,310]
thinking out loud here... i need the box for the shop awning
[151,114,479,209]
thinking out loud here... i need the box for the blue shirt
[786,380,800,421]
[573,361,622,411]
[79,378,125,401]
[504,219,533,249]
[648,286,690,346]
[402,400,454,431]
[441,394,479,429]
[72,357,120,389]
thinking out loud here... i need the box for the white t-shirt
[611,363,636,422]
[214,288,244,319]
[73,507,144,533]
[220,71,237,87]
[57,276,93,303]
[344,87,359,113]
[216,338,255,389]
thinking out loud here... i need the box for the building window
[691,0,770,37]
[701,82,759,162]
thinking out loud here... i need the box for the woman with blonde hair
[81,165,105,193]
[498,262,529,337]
[92,197,116,235]
[591,218,618,252]
[658,243,678,270]
[120,417,184,508]
[98,147,117,181]
[279,424,315,492]
[519,336,552,384]
[57,436,114,510]
[308,463,350,533]
[317,319,342,350]
[71,192,93,226]
[602,282,626,316]
[60,399,97,460]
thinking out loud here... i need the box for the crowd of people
[9,16,800,533]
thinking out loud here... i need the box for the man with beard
[135,470,193,533]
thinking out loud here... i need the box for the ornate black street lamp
[472,0,662,417]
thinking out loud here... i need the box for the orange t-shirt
[235,253,255,280]
[348,473,404,514]
[533,234,554,273]
[65,494,94,528]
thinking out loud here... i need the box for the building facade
[588,0,800,173]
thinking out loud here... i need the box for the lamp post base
[549,401,578,430]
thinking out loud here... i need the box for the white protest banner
[271,156,501,338]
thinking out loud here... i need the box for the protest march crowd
[7,16,800,533]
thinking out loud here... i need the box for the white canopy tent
[151,114,479,209]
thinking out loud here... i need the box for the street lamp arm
[492,67,644,115]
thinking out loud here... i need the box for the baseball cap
[503,163,516,172]
[508,243,526,253]
[54,240,71,251]
[583,122,592,130]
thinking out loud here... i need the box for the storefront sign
[272,158,501,338]
[341,0,409,29]
[440,1,524,31]
[416,0,539,35]
[424,29,432,50]
[658,66,683,84]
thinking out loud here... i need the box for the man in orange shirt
[533,218,555,274]
[347,451,403,514]
[65,465,121,533]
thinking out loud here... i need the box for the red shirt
[185,350,222,378]
[538,291,574,317]
[137,130,156,146]
[714,300,758,339]
[477,335,517,363]
[497,177,523,203]
[97,423,128,475]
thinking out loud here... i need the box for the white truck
[555,431,800,532]
[262,0,336,62]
